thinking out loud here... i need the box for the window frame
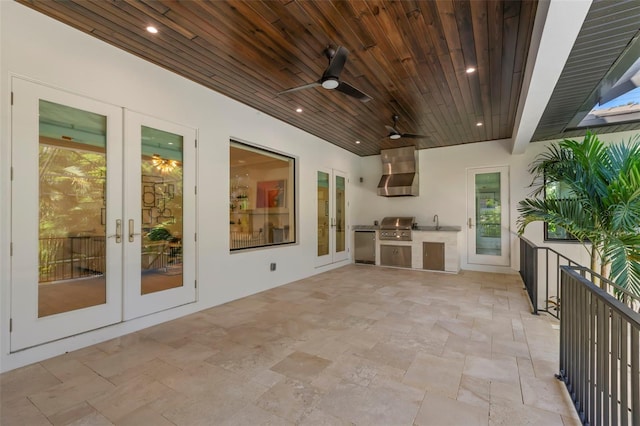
[229,140,296,251]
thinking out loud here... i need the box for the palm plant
[517,132,640,297]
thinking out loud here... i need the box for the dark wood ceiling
[17,0,538,156]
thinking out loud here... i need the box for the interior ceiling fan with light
[278,46,372,103]
[385,115,428,140]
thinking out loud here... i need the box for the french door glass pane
[475,172,502,256]
[317,171,329,256]
[140,126,183,295]
[38,100,107,317]
[335,175,345,253]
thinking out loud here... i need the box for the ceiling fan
[385,115,428,140]
[278,46,372,103]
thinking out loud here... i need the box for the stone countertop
[413,225,461,232]
[352,225,461,232]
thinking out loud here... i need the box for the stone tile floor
[1,265,580,425]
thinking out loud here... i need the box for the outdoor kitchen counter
[352,226,462,272]
[352,225,461,232]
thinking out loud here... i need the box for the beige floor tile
[463,355,520,384]
[456,375,491,409]
[0,265,578,425]
[319,381,420,426]
[489,401,564,426]
[28,374,115,417]
[219,402,293,426]
[115,405,175,426]
[358,341,417,371]
[85,339,173,379]
[402,352,464,398]
[107,358,182,386]
[255,377,324,423]
[270,351,332,383]
[88,375,176,423]
[66,411,114,425]
[0,363,61,403]
[415,392,488,426]
[0,396,51,426]
[520,375,576,417]
[47,401,97,425]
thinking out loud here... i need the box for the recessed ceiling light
[466,67,476,74]
[168,142,173,145]
[476,122,483,127]
[355,140,361,144]
[146,26,158,34]
[295,107,303,113]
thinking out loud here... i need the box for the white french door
[10,78,196,351]
[123,111,196,320]
[316,168,349,267]
[466,166,510,267]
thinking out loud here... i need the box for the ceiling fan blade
[323,46,348,79]
[334,81,373,102]
[278,81,321,95]
[401,133,429,139]
[384,125,399,136]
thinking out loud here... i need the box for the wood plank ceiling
[17,0,538,156]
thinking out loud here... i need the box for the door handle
[108,219,122,243]
[468,218,473,229]
[128,219,141,242]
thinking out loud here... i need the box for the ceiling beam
[510,0,592,154]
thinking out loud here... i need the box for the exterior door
[122,111,196,320]
[11,78,123,350]
[467,166,510,267]
[316,169,349,266]
[10,79,197,350]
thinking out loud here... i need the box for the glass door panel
[123,111,196,321]
[38,100,108,317]
[140,126,184,295]
[11,78,123,351]
[467,166,510,266]
[335,175,345,254]
[316,169,348,266]
[333,173,348,262]
[317,171,329,258]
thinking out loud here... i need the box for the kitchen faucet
[433,214,440,230]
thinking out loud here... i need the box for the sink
[414,225,461,232]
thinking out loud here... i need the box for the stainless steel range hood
[377,146,419,197]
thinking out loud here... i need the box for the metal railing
[39,236,105,283]
[558,266,640,426]
[519,236,582,318]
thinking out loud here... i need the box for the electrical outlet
[270,263,276,271]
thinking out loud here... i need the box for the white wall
[353,130,640,273]
[0,2,359,372]
[2,1,638,372]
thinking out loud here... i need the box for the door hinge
[194,233,197,242]
[194,186,197,195]
[195,139,198,148]
[9,318,12,332]
[10,242,13,256]
[195,279,197,288]
[10,92,13,106]
[10,166,14,181]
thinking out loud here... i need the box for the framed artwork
[257,180,286,208]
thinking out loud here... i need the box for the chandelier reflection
[151,154,177,174]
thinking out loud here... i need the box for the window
[229,141,295,250]
[544,180,578,241]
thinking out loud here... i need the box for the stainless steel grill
[378,216,414,241]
